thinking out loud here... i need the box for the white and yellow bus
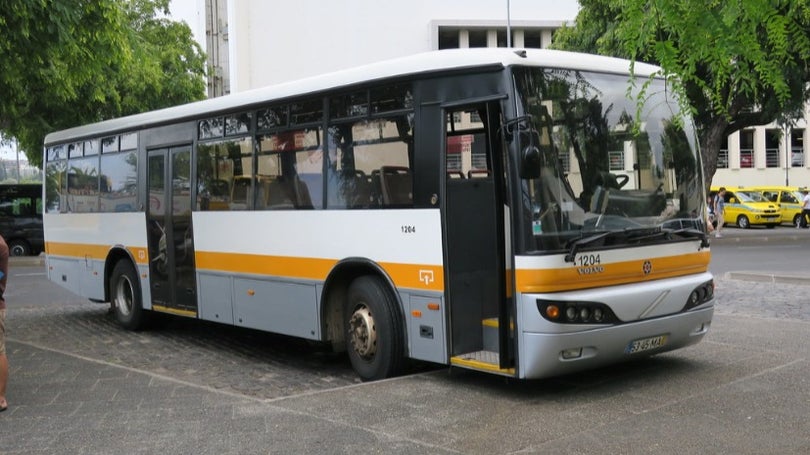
[43,49,714,381]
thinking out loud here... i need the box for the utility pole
[506,0,512,47]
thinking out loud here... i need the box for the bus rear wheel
[345,276,404,381]
[109,260,146,331]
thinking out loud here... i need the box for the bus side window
[380,166,412,206]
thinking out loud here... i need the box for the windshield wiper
[563,226,707,263]
[672,228,710,249]
[564,231,610,263]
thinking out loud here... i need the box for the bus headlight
[537,300,619,324]
[683,280,714,311]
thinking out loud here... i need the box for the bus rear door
[146,146,198,315]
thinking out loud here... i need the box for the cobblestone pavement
[8,268,810,399]
[4,260,807,402]
[7,269,363,400]
[713,276,810,321]
[2,260,810,454]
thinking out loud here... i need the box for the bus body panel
[192,209,446,350]
[44,212,150,304]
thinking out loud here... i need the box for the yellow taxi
[745,186,804,227]
[710,187,781,229]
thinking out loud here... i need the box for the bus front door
[442,101,514,375]
[147,147,198,315]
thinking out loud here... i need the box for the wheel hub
[349,306,377,359]
[115,276,134,317]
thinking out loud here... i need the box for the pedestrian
[713,187,726,238]
[800,188,810,229]
[0,234,8,412]
[706,193,717,229]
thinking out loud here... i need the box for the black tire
[109,260,146,330]
[737,215,750,229]
[8,239,31,256]
[345,276,404,381]
[794,214,802,228]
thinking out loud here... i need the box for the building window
[438,28,459,49]
[793,129,805,167]
[717,135,729,169]
[608,150,624,171]
[468,30,487,48]
[739,129,754,168]
[523,30,542,48]
[765,129,780,168]
[558,151,570,173]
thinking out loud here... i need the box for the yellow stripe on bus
[45,241,149,265]
[516,251,710,293]
[450,356,515,375]
[194,251,446,291]
[152,305,197,317]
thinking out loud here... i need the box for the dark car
[0,184,44,256]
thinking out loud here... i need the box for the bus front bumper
[517,305,714,379]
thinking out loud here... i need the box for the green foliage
[552,0,810,186]
[0,0,206,167]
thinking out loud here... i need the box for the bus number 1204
[576,254,601,267]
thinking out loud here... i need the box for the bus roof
[44,48,662,146]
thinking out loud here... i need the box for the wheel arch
[104,246,140,303]
[320,257,406,352]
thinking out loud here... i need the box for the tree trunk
[699,118,730,193]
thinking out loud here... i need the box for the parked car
[710,187,781,229]
[0,184,44,256]
[745,186,804,226]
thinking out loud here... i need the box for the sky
[0,136,22,162]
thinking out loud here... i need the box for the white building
[171,0,810,188]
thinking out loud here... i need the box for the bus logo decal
[419,270,434,285]
[642,260,652,275]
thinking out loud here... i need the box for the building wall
[226,0,578,91]
[711,123,810,189]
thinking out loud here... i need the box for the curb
[10,254,45,267]
[724,271,810,286]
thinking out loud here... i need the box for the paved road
[0,256,809,454]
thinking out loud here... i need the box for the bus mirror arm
[500,115,531,143]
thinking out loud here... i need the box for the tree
[0,0,206,167]
[553,0,810,188]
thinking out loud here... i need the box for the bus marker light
[247,289,255,296]
[579,308,590,321]
[565,307,577,321]
[427,303,440,311]
[545,305,560,319]
[412,310,422,318]
[561,348,582,359]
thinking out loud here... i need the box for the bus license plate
[625,335,668,354]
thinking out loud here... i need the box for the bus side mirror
[520,145,541,179]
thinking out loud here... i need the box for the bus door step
[482,317,514,351]
[450,350,515,376]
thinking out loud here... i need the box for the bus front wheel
[109,260,146,331]
[345,276,404,381]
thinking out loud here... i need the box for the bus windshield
[512,67,704,255]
